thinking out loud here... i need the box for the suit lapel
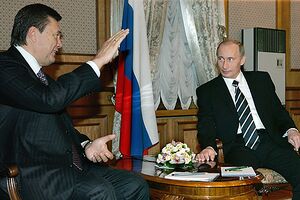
[243,72,266,122]
[7,46,40,82]
[215,75,237,114]
[214,75,240,135]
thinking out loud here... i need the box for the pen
[225,166,248,172]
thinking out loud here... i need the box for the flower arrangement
[156,140,196,168]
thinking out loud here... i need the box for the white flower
[156,140,195,165]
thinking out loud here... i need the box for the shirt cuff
[283,128,299,137]
[81,140,90,148]
[86,61,100,77]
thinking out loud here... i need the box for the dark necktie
[37,69,49,85]
[36,69,83,170]
[71,144,83,170]
[232,80,260,150]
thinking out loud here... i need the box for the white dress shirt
[223,72,265,134]
[15,46,101,78]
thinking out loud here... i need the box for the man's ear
[26,26,38,43]
[240,56,246,66]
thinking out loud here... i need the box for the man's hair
[216,39,245,57]
[10,3,62,46]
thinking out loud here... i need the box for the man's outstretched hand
[85,134,116,163]
[92,29,129,70]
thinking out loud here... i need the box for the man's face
[32,17,63,66]
[217,42,245,79]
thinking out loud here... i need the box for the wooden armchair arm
[216,139,224,164]
[0,165,21,200]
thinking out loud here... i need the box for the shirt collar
[222,71,245,90]
[15,45,42,75]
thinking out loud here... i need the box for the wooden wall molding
[286,87,300,128]
[54,54,94,64]
[150,116,198,155]
[276,0,291,71]
[96,0,111,49]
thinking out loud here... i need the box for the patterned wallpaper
[228,0,276,41]
[0,0,97,54]
[291,0,300,69]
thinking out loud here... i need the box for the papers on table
[221,166,256,177]
[164,172,219,182]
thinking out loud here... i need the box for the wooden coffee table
[112,157,263,200]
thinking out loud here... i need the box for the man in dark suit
[0,3,149,200]
[196,39,300,199]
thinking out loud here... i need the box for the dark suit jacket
[0,46,102,199]
[196,71,296,156]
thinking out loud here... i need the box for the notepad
[164,172,219,182]
[221,166,256,177]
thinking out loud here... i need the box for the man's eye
[53,32,63,40]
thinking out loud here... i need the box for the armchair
[0,165,21,200]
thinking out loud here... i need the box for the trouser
[225,131,300,200]
[71,164,150,200]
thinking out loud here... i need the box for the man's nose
[57,39,63,48]
[222,60,229,68]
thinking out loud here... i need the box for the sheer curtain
[110,0,226,155]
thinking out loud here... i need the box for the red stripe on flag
[116,53,132,156]
[119,76,132,156]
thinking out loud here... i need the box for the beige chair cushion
[257,168,287,184]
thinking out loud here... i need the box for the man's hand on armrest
[196,146,217,162]
[287,128,300,152]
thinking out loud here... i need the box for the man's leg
[99,166,149,200]
[251,132,300,200]
[262,145,300,200]
[72,164,149,200]
[225,135,261,169]
[71,167,117,200]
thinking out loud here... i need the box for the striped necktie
[37,69,49,85]
[72,144,83,170]
[232,80,260,150]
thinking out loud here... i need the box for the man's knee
[122,174,150,200]
[72,181,117,200]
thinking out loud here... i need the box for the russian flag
[115,0,159,157]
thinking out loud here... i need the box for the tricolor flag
[115,0,159,157]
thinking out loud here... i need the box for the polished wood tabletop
[112,156,263,200]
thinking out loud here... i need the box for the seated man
[0,3,149,200]
[196,39,300,200]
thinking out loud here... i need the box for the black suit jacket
[0,46,102,199]
[196,71,296,156]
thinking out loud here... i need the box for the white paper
[164,172,219,182]
[221,166,256,177]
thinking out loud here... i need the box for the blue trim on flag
[120,0,133,81]
[131,76,152,156]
